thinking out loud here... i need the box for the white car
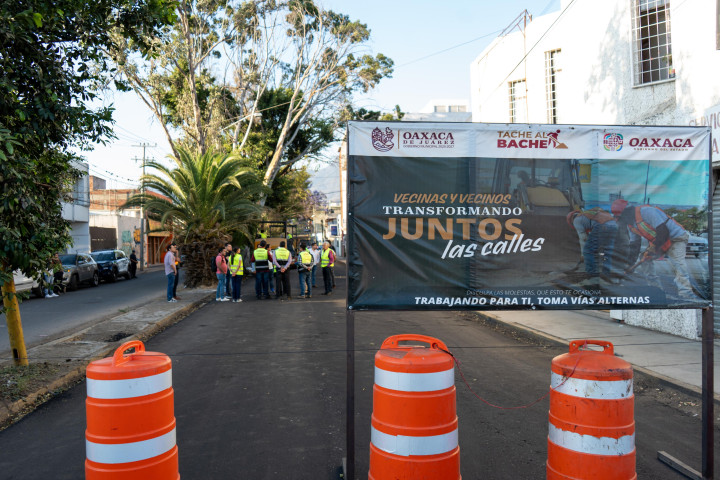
[10,270,44,298]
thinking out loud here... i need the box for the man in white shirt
[310,242,321,287]
[164,244,177,302]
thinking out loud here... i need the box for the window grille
[632,0,673,85]
[509,80,527,123]
[545,50,561,124]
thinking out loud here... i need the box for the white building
[471,0,720,131]
[62,161,91,253]
[403,99,472,122]
[89,210,142,255]
[470,0,720,338]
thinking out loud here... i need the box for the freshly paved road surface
[0,268,167,355]
[0,264,714,479]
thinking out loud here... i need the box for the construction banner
[346,122,712,310]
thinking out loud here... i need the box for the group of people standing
[164,239,338,304]
[214,242,245,302]
[250,240,336,300]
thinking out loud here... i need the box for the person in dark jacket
[128,250,138,278]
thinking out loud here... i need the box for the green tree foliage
[264,168,312,220]
[247,88,335,168]
[123,148,264,286]
[340,104,405,122]
[0,1,176,287]
[111,0,393,203]
[665,207,707,235]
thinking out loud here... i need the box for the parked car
[59,253,100,290]
[90,249,131,282]
[686,235,708,257]
[6,270,44,298]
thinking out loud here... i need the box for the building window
[632,0,673,85]
[434,105,448,113]
[545,49,561,124]
[449,105,467,113]
[509,80,527,123]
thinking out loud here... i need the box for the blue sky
[581,160,710,208]
[82,0,561,189]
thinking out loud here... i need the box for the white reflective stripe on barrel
[548,423,634,456]
[551,373,633,399]
[371,426,458,457]
[374,366,454,392]
[86,428,176,464]
[87,369,172,399]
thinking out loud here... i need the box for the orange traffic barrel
[369,334,460,480]
[85,341,179,479]
[547,340,635,480]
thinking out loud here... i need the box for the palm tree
[124,148,265,287]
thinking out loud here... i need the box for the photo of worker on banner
[346,122,711,311]
[551,156,710,306]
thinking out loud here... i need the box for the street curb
[471,311,720,405]
[0,293,214,430]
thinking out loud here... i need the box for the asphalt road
[0,267,167,355]
[0,263,715,479]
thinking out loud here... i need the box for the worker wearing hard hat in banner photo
[611,199,693,299]
[567,208,618,285]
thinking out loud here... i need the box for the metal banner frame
[343,122,714,479]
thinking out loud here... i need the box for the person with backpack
[229,246,244,303]
[214,246,230,302]
[297,243,314,298]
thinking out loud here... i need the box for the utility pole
[133,143,156,271]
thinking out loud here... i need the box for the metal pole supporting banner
[346,308,355,480]
[702,307,714,480]
[703,133,714,480]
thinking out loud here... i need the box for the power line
[481,0,578,107]
[88,167,139,187]
[397,29,503,68]
[395,2,561,70]
[114,124,157,144]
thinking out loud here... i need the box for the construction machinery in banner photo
[468,157,586,287]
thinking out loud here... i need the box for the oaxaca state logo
[603,133,623,151]
[371,127,394,152]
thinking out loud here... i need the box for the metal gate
[90,227,117,251]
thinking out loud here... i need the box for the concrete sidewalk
[477,309,720,398]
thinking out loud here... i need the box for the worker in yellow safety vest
[229,246,244,303]
[320,241,335,295]
[297,243,314,298]
[252,240,270,299]
[273,241,293,300]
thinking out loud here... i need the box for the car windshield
[59,254,77,265]
[92,252,114,262]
